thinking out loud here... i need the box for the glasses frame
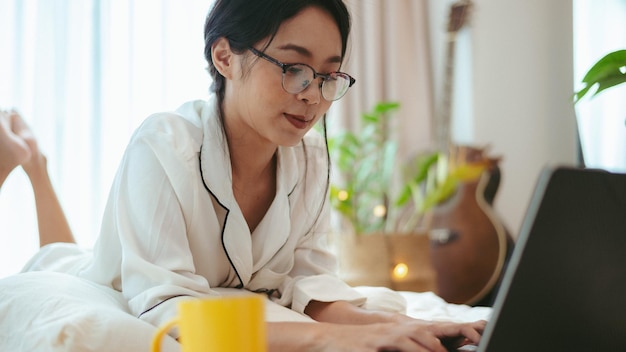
[248,47,355,101]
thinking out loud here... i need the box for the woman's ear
[212,37,235,79]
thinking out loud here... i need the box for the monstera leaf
[574,50,626,103]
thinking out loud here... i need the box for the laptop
[462,165,626,352]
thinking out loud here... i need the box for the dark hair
[204,0,351,102]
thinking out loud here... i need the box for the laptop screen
[478,166,626,351]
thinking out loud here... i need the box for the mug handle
[151,318,179,352]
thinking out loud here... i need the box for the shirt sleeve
[286,202,367,314]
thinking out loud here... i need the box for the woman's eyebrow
[277,43,342,64]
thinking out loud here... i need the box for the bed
[0,271,491,351]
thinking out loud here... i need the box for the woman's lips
[284,113,311,129]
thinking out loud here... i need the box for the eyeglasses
[248,47,355,101]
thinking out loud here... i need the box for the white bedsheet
[0,271,491,352]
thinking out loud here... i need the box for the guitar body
[428,146,514,306]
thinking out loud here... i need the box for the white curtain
[338,0,434,160]
[574,0,626,172]
[0,0,214,277]
[334,0,434,185]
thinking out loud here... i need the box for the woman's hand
[268,319,485,352]
[390,313,486,349]
[270,299,486,352]
[412,319,486,351]
[334,319,485,352]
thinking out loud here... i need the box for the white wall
[428,0,577,236]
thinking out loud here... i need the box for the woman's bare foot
[0,110,33,185]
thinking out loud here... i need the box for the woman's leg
[0,110,75,246]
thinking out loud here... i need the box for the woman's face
[222,6,343,148]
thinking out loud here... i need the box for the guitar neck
[433,0,472,154]
[435,36,457,153]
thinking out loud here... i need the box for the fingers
[454,320,486,344]
[331,320,486,352]
[379,335,445,352]
[368,319,488,352]
[342,323,446,352]
[384,324,449,352]
[429,320,487,348]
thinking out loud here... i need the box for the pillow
[0,271,180,352]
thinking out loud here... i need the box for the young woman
[11,0,486,350]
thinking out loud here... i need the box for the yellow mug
[151,294,267,352]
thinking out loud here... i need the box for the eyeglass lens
[283,65,351,101]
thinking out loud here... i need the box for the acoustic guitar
[428,0,514,306]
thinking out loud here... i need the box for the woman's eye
[285,66,304,76]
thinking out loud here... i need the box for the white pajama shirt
[27,97,365,333]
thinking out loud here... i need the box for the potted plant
[328,101,488,235]
[326,101,489,292]
[328,101,400,235]
[327,101,429,290]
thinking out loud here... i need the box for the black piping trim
[198,148,244,288]
[286,140,304,197]
[138,294,190,318]
[254,288,279,299]
[287,183,298,197]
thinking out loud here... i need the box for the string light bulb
[373,204,387,218]
[392,262,409,280]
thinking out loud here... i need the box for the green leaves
[574,49,626,103]
[328,101,400,234]
[328,50,624,235]
[393,151,489,233]
[395,152,439,209]
[328,101,491,235]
